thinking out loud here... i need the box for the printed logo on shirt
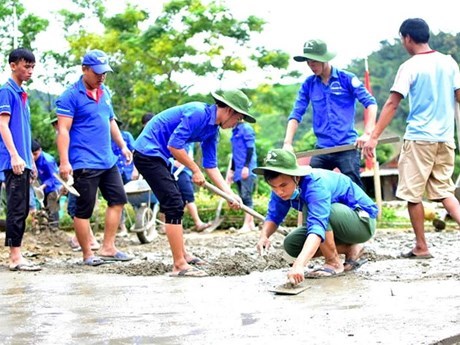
[351,76,362,88]
[330,81,346,95]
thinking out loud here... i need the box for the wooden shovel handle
[203,181,289,236]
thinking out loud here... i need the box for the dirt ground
[1,222,459,281]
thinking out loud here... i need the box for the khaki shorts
[396,140,456,202]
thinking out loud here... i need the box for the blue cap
[82,49,113,74]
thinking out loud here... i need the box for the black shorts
[133,151,184,223]
[73,165,127,219]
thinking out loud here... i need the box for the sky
[8,0,460,94]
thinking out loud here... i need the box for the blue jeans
[310,149,364,190]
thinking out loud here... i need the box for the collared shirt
[0,78,33,171]
[112,130,135,180]
[55,76,117,170]
[265,168,378,241]
[134,102,220,168]
[231,122,257,181]
[288,67,376,148]
[391,51,460,142]
[35,151,62,194]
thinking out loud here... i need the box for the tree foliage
[45,0,289,135]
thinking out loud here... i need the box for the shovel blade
[204,218,223,233]
[269,283,310,295]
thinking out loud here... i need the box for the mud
[0,225,459,282]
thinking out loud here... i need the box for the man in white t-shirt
[363,18,460,259]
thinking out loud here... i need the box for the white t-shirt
[391,51,460,142]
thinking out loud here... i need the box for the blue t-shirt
[265,168,378,241]
[231,122,257,181]
[0,78,33,171]
[134,102,219,168]
[288,67,377,148]
[35,151,62,194]
[112,130,135,180]
[55,76,117,170]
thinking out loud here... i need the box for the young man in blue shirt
[283,39,378,190]
[56,49,133,266]
[254,149,378,283]
[227,120,258,233]
[0,48,41,271]
[134,89,255,277]
[31,139,62,230]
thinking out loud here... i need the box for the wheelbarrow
[124,179,163,244]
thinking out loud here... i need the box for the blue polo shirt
[35,151,62,194]
[265,168,378,241]
[112,130,135,180]
[0,78,33,171]
[55,76,116,170]
[134,102,219,168]
[171,142,194,177]
[231,122,257,182]
[288,67,376,148]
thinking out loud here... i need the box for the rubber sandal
[9,263,42,272]
[169,267,208,277]
[82,256,106,266]
[99,251,134,262]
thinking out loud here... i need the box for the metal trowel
[53,173,80,197]
[269,283,310,295]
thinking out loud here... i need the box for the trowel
[269,282,310,295]
[53,173,80,197]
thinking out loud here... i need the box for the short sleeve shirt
[391,51,460,142]
[134,102,220,168]
[0,78,33,171]
[55,76,117,170]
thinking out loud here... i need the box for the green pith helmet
[253,149,311,176]
[293,39,336,63]
[211,89,256,123]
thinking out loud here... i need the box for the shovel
[204,155,232,233]
[203,181,289,236]
[269,282,311,295]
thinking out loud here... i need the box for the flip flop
[305,267,344,279]
[9,263,42,272]
[400,250,433,259]
[344,258,368,272]
[82,256,107,267]
[187,257,207,266]
[99,251,134,262]
[169,267,208,277]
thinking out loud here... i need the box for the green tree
[0,0,48,64]
[47,0,289,136]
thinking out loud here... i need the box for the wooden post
[372,154,383,220]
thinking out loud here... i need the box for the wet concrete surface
[1,267,459,345]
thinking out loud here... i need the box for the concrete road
[0,268,459,345]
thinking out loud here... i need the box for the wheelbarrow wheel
[135,203,160,244]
